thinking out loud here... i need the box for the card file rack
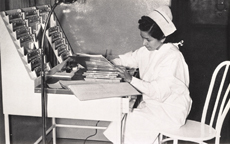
[0,5,73,79]
[1,7,47,79]
[22,7,41,35]
[46,25,73,63]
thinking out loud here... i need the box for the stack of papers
[46,53,141,101]
[59,80,140,101]
[72,53,122,82]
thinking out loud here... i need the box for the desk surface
[34,70,83,95]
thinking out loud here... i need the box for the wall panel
[8,0,30,9]
[5,0,53,10]
[190,0,230,25]
[0,0,6,11]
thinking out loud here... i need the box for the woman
[104,6,192,144]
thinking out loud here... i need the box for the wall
[54,0,170,55]
[4,0,55,9]
[176,0,230,142]
[186,24,230,143]
[190,0,229,25]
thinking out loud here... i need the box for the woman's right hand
[115,66,133,83]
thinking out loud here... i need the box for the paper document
[66,82,140,101]
[47,82,63,89]
[59,80,93,89]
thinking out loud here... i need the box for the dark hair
[138,16,165,40]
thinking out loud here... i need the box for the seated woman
[104,5,192,144]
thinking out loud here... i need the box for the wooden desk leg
[4,114,10,144]
[52,118,56,144]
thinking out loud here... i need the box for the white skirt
[104,99,186,144]
[104,104,161,144]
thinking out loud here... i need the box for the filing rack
[0,5,73,79]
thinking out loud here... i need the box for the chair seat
[161,120,217,142]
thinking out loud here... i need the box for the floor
[48,138,220,144]
[49,138,112,144]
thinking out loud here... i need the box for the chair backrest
[201,61,230,135]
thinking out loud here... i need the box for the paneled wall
[0,0,5,11]
[179,1,230,143]
[190,0,229,25]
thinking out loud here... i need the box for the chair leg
[215,137,220,144]
[173,139,178,144]
[158,134,163,144]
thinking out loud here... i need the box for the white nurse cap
[148,6,176,36]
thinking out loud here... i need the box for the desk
[0,14,138,144]
[3,91,132,144]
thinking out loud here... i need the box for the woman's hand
[115,66,132,83]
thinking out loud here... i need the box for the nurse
[104,5,192,144]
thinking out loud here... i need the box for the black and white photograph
[0,0,230,144]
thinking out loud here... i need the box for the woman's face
[140,31,162,51]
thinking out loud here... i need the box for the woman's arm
[131,56,189,102]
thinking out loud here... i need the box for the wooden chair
[160,61,230,144]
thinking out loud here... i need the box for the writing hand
[115,66,132,83]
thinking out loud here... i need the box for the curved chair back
[201,61,230,142]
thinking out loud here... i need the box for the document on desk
[61,81,140,101]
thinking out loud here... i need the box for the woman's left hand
[115,66,132,82]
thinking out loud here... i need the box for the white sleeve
[130,55,189,102]
[117,51,139,68]
[110,50,139,68]
[110,58,122,65]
